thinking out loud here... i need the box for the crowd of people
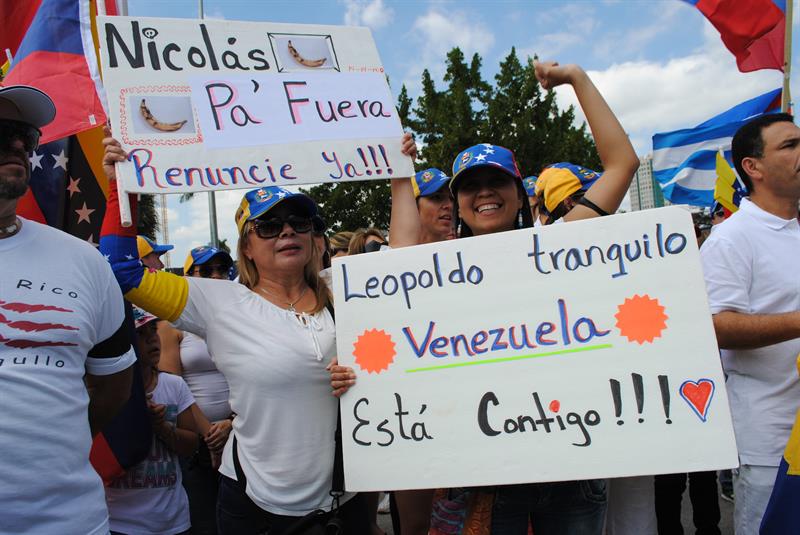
[1,58,799,535]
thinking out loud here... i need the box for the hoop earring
[517,209,524,229]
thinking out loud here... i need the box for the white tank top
[180,331,232,422]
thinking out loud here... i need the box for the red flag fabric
[689,0,786,72]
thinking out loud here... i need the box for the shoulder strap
[577,196,610,217]
[325,300,344,495]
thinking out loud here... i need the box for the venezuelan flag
[3,0,108,143]
[713,150,743,214]
[761,357,800,533]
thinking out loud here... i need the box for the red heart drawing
[679,379,715,422]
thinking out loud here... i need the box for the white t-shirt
[181,331,231,422]
[106,372,194,535]
[700,198,800,466]
[0,218,136,535]
[175,278,351,515]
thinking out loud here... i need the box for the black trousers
[216,475,371,534]
[654,471,721,535]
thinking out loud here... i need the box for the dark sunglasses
[192,263,231,278]
[364,239,388,253]
[0,120,41,153]
[250,215,313,239]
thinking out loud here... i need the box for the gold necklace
[257,285,309,312]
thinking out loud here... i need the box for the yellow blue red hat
[136,235,173,259]
[183,246,233,275]
[235,186,318,233]
[412,168,450,198]
[522,176,538,196]
[450,143,522,192]
[537,163,601,213]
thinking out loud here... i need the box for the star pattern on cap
[276,190,288,198]
[29,151,43,171]
[75,202,95,224]
[52,149,69,171]
[474,153,487,162]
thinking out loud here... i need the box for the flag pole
[782,0,793,113]
[96,0,133,227]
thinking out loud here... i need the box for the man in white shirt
[700,112,800,535]
[0,85,136,534]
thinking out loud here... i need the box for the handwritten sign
[332,207,738,491]
[97,16,413,195]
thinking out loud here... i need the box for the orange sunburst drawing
[614,294,668,344]
[352,329,396,374]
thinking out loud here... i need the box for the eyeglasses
[250,215,313,239]
[192,263,231,278]
[0,120,41,153]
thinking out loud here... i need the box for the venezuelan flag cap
[0,85,56,128]
[235,186,318,233]
[412,168,450,198]
[137,235,174,259]
[450,143,522,193]
[537,163,601,213]
[183,246,233,275]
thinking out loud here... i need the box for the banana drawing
[287,40,326,68]
[139,99,187,132]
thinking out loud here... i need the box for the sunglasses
[192,263,231,278]
[250,215,313,239]
[0,120,41,153]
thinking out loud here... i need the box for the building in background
[629,155,667,211]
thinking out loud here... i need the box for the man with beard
[0,85,135,534]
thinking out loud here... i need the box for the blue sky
[123,0,798,267]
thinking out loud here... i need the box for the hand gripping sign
[332,207,738,491]
[97,16,413,224]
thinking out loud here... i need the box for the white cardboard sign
[332,207,738,491]
[97,16,413,194]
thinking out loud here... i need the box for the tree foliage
[304,47,601,233]
[137,194,159,239]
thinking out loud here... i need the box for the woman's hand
[534,60,582,91]
[102,125,127,181]
[401,132,417,161]
[327,357,356,397]
[205,419,233,452]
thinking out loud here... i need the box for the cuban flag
[3,0,108,143]
[652,88,781,207]
[683,0,786,72]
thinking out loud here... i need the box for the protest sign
[332,206,738,491]
[96,16,413,196]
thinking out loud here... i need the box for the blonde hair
[329,231,354,254]
[348,228,386,255]
[237,222,331,314]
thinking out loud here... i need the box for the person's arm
[99,130,191,323]
[158,322,184,376]
[327,357,356,397]
[388,133,421,248]
[205,418,233,452]
[86,367,133,436]
[713,311,800,349]
[534,62,639,222]
[152,402,199,457]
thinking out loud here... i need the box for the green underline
[404,344,614,373]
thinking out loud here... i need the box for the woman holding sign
[100,130,418,535]
[331,60,638,534]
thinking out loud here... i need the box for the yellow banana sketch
[139,99,188,132]
[287,40,326,68]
